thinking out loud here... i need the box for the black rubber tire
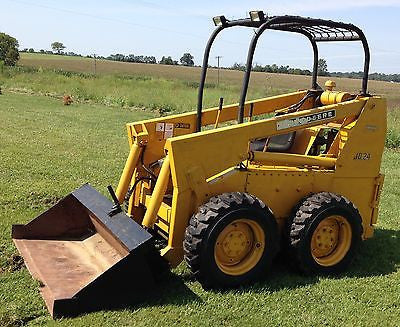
[280,195,309,263]
[289,192,363,274]
[183,192,279,289]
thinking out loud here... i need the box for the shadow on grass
[13,229,400,319]
[207,228,400,295]
[344,228,400,278]
[71,270,202,318]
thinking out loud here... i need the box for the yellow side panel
[246,169,331,225]
[246,168,377,239]
[335,97,387,178]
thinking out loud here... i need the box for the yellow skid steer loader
[13,12,386,317]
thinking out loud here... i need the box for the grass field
[1,54,400,326]
[5,53,400,146]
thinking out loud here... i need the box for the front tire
[184,192,279,288]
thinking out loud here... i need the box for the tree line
[19,41,195,66]
[1,32,398,83]
[230,59,400,83]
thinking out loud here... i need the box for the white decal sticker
[156,123,165,132]
[164,123,174,139]
[277,109,336,130]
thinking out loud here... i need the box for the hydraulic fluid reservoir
[320,91,352,105]
[320,80,352,105]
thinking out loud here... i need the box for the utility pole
[93,53,97,74]
[215,56,222,85]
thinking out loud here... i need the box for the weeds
[0,65,273,114]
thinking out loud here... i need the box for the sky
[0,0,399,73]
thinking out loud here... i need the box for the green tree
[51,41,66,54]
[159,56,175,65]
[0,32,20,66]
[180,52,194,66]
[318,58,329,76]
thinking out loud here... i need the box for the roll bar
[196,18,266,132]
[196,14,371,130]
[237,15,370,123]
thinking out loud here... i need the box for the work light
[213,15,227,26]
[249,11,265,22]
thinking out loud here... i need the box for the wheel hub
[310,215,352,266]
[313,223,339,256]
[214,219,265,275]
[221,230,248,258]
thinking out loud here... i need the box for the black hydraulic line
[140,146,157,180]
[124,176,155,205]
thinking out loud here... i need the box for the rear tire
[289,192,362,274]
[184,192,279,288]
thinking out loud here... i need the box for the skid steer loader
[13,12,386,317]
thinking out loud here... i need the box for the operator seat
[250,132,296,152]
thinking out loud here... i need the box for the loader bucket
[12,184,163,318]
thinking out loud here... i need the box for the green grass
[1,64,399,148]
[21,53,92,61]
[0,58,399,325]
[386,109,400,148]
[0,65,284,115]
[1,92,400,326]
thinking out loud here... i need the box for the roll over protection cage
[196,15,371,131]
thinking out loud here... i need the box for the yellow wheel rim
[311,215,352,267]
[214,219,265,276]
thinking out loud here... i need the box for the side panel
[246,170,330,227]
[335,97,387,178]
[246,170,378,239]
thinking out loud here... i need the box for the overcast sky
[0,0,399,73]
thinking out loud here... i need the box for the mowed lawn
[0,92,400,326]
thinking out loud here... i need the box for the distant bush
[107,54,157,64]
[159,56,178,66]
[0,32,19,66]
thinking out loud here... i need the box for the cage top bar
[266,15,362,42]
[196,14,370,131]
